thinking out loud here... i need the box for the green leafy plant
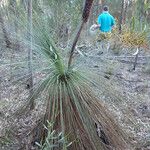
[35,121,72,150]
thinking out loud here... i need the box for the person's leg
[100,32,106,52]
[96,32,110,54]
[106,41,110,53]
[96,33,103,50]
[105,32,111,53]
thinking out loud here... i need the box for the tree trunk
[68,0,94,68]
[27,0,34,110]
[9,0,20,50]
[119,0,125,33]
[68,21,85,68]
[123,1,128,24]
[0,12,11,48]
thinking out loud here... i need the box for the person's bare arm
[90,24,100,31]
[95,24,100,29]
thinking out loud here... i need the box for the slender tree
[27,0,34,110]
[119,0,125,33]
[68,0,94,68]
[0,11,11,48]
[123,0,128,24]
[9,0,19,41]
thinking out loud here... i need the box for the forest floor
[0,41,150,150]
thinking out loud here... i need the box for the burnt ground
[0,41,150,150]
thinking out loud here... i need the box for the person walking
[95,6,115,53]
[97,6,115,33]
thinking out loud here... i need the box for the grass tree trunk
[27,0,34,110]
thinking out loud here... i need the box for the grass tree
[21,0,130,149]
[29,23,129,150]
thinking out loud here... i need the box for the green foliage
[36,121,72,150]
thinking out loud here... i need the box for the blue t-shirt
[97,12,115,32]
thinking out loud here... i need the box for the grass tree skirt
[40,73,130,150]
